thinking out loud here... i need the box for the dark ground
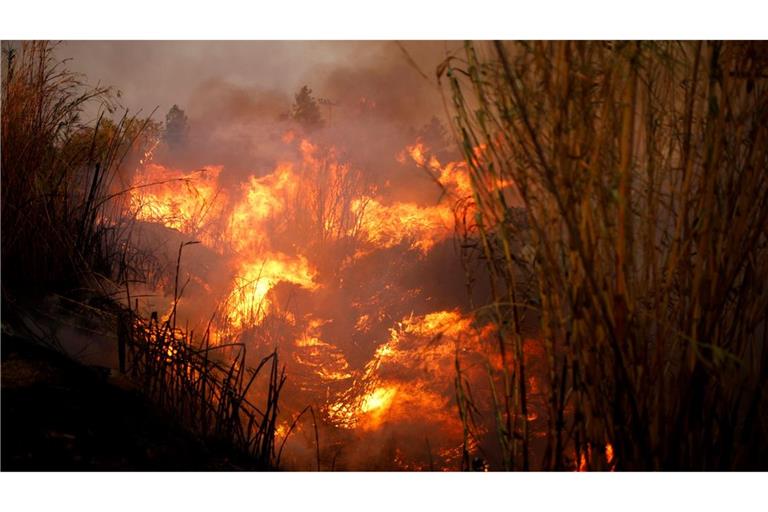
[1,334,257,471]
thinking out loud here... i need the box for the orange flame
[128,133,516,469]
[323,309,491,435]
[353,197,454,255]
[130,164,226,240]
[606,443,614,465]
[224,255,318,328]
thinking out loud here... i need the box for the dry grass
[1,41,155,296]
[2,42,286,469]
[119,242,286,467]
[444,41,768,470]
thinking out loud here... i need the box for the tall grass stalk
[120,242,286,467]
[443,41,768,470]
[2,41,154,296]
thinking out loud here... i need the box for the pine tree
[291,85,324,131]
[164,104,188,148]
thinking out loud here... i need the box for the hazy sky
[56,41,460,121]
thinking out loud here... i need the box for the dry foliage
[444,41,768,470]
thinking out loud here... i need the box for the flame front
[131,164,226,240]
[129,134,507,469]
[224,255,318,328]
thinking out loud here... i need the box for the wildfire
[360,386,397,415]
[224,255,318,328]
[130,164,226,239]
[400,309,474,338]
[576,442,615,471]
[405,142,427,166]
[350,140,485,255]
[322,308,489,441]
[347,140,486,256]
[404,142,474,199]
[128,131,508,469]
[353,197,455,255]
[578,446,591,472]
[130,138,477,332]
[227,163,299,252]
[293,318,353,384]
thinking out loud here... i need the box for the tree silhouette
[416,116,450,151]
[291,85,324,131]
[415,116,454,161]
[164,104,188,149]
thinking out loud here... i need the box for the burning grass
[8,39,762,471]
[119,302,285,467]
[122,133,506,468]
[1,42,288,469]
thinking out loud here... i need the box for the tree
[415,116,452,156]
[164,104,188,148]
[291,85,324,131]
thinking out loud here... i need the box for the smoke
[60,41,503,470]
[145,41,461,183]
[58,40,465,197]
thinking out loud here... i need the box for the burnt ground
[1,334,258,471]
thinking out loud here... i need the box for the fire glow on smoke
[128,133,508,469]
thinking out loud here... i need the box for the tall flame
[224,255,318,328]
[131,164,226,241]
[128,133,509,469]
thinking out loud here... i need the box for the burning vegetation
[2,40,768,471]
[125,122,503,469]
